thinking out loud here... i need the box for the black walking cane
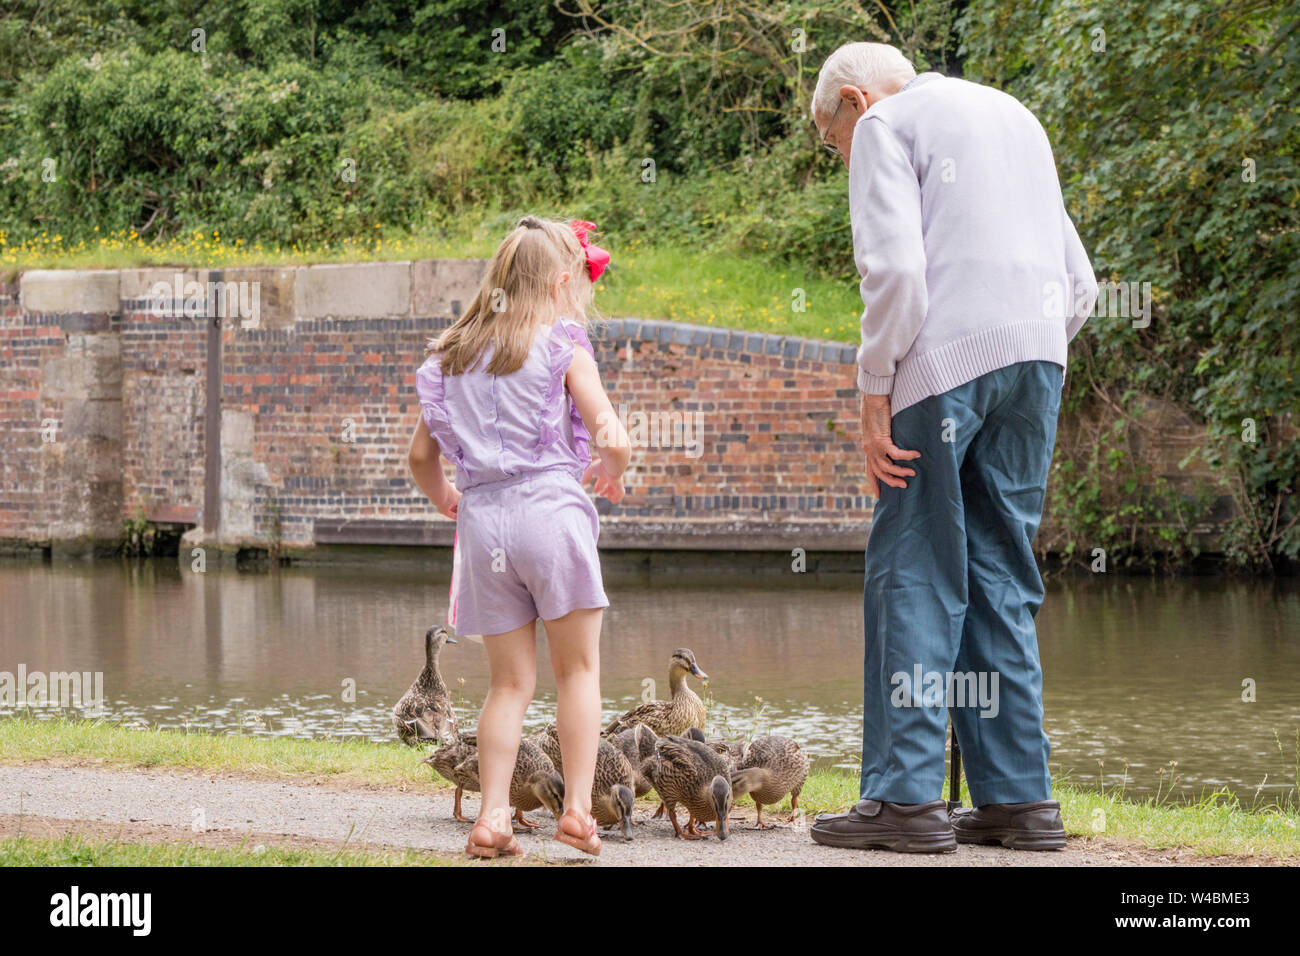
[946,723,963,813]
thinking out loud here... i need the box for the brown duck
[423,735,555,828]
[423,733,478,822]
[641,733,733,840]
[529,738,637,840]
[392,625,459,745]
[603,649,708,738]
[610,722,659,798]
[730,735,810,828]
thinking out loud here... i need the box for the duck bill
[620,814,633,841]
[689,665,708,679]
[445,635,458,644]
[716,816,729,841]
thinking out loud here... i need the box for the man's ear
[838,85,871,115]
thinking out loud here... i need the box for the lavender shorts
[453,468,609,636]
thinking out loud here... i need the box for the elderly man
[808,42,1097,853]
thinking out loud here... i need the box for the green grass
[1,230,863,343]
[0,832,468,866]
[4,715,1296,860]
[0,712,441,788]
[595,243,862,342]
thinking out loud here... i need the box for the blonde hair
[430,216,594,376]
[812,42,916,123]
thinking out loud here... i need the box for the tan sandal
[555,809,602,856]
[466,820,523,859]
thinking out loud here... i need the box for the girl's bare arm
[566,348,630,501]
[408,416,460,519]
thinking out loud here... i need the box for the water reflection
[1,558,1297,803]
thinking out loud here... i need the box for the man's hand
[860,392,920,498]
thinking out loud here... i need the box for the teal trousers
[860,360,1062,806]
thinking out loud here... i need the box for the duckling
[603,649,708,738]
[529,738,636,841]
[454,738,556,829]
[641,734,733,840]
[729,735,810,829]
[610,722,659,798]
[423,733,478,822]
[393,625,459,746]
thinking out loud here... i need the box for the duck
[610,723,659,798]
[423,734,555,828]
[529,738,636,840]
[683,726,746,772]
[729,735,810,829]
[603,649,708,738]
[423,734,478,822]
[530,722,563,773]
[641,733,733,840]
[452,738,556,830]
[392,625,459,746]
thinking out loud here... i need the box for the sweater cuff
[857,367,895,395]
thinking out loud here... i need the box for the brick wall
[120,297,208,527]
[0,284,65,547]
[0,261,1230,557]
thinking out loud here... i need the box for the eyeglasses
[821,99,845,157]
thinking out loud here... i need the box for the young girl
[408,216,630,858]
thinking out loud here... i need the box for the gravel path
[0,763,1242,867]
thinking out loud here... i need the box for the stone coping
[306,517,869,552]
[9,260,859,363]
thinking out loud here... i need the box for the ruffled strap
[536,318,595,464]
[416,355,470,478]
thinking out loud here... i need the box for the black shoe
[950,800,1066,850]
[810,799,957,853]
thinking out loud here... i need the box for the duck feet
[513,809,543,829]
[451,788,473,823]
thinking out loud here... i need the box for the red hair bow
[570,220,610,282]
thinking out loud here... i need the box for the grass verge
[0,832,465,867]
[3,715,1296,860]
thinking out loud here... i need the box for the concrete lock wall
[0,261,1230,560]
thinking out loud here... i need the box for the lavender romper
[416,317,609,636]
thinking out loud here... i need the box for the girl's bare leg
[472,620,538,845]
[543,607,603,827]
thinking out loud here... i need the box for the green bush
[961,0,1300,567]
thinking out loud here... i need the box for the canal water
[2,558,1297,805]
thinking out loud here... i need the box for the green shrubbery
[961,0,1299,568]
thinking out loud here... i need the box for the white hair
[812,42,917,122]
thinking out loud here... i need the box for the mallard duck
[454,738,556,829]
[603,649,708,738]
[423,733,478,822]
[730,735,810,828]
[641,734,733,840]
[530,722,563,773]
[529,739,636,840]
[610,723,659,798]
[695,729,746,773]
[393,625,459,745]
